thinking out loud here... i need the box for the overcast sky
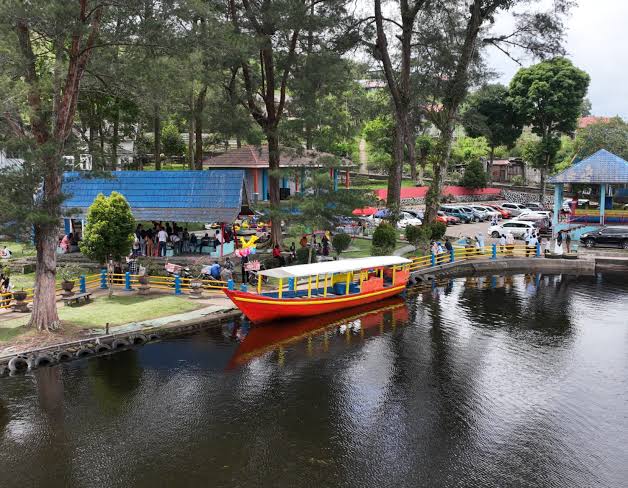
[486,0,628,118]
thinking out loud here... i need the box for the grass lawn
[0,294,203,340]
[342,237,407,258]
[0,240,36,259]
[352,179,416,191]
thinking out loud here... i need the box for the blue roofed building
[550,149,628,239]
[60,170,249,239]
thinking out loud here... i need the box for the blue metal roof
[549,149,628,184]
[61,170,246,222]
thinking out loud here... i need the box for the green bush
[461,159,488,189]
[371,222,396,255]
[405,225,430,247]
[295,247,311,264]
[510,174,525,186]
[332,233,352,256]
[430,221,447,240]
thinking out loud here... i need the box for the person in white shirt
[157,227,168,257]
[527,234,538,256]
[505,231,515,255]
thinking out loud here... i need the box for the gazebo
[549,149,628,236]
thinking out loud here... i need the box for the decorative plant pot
[61,280,75,297]
[138,275,150,295]
[189,280,203,299]
[12,290,29,313]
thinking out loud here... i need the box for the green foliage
[573,117,628,161]
[509,58,590,138]
[161,123,186,158]
[331,233,352,256]
[462,84,523,152]
[80,192,135,264]
[363,115,394,172]
[510,175,525,186]
[57,263,84,282]
[461,159,488,189]
[429,221,447,240]
[295,247,311,265]
[451,136,490,166]
[371,223,396,256]
[405,225,430,247]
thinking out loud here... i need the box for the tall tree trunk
[153,103,161,170]
[305,126,313,150]
[425,119,455,223]
[406,127,417,183]
[236,137,241,148]
[98,117,105,170]
[188,91,194,169]
[267,130,282,246]
[386,118,406,214]
[539,167,546,205]
[111,103,119,170]
[487,146,494,183]
[30,222,60,330]
[194,85,207,170]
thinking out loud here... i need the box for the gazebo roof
[204,145,355,169]
[549,149,628,184]
[61,170,247,222]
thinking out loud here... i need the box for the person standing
[157,226,168,257]
[565,232,572,253]
[505,231,515,255]
[527,232,538,257]
[499,233,507,253]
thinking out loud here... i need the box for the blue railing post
[536,242,541,257]
[450,249,455,263]
[100,268,108,289]
[227,279,235,290]
[491,243,497,260]
[240,283,248,292]
[125,271,132,290]
[288,277,295,291]
[430,253,436,267]
[174,274,181,295]
[80,275,87,293]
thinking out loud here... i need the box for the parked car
[562,198,591,212]
[458,205,486,222]
[438,210,460,225]
[440,206,472,223]
[488,220,537,239]
[523,202,545,211]
[580,227,628,249]
[471,205,502,220]
[500,202,531,216]
[397,211,422,229]
[486,204,512,219]
[518,210,553,221]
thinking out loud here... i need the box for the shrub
[332,233,352,257]
[430,221,447,240]
[510,174,525,186]
[57,263,83,282]
[461,159,488,189]
[371,222,396,255]
[405,225,430,247]
[295,247,311,264]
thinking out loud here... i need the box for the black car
[580,226,628,249]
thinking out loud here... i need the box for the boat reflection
[227,297,409,368]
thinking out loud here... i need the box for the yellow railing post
[392,266,397,284]
[257,274,262,294]
[323,274,328,297]
[278,278,283,299]
[345,273,351,295]
[307,276,312,298]
[315,275,319,295]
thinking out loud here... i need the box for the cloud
[487,0,628,118]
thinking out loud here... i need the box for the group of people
[298,233,331,256]
[132,222,234,258]
[59,233,79,253]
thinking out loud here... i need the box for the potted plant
[12,288,28,313]
[188,264,204,299]
[137,257,158,294]
[58,263,83,296]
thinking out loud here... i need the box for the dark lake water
[1,273,627,488]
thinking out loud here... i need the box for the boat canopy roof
[258,256,412,279]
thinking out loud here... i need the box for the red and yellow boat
[223,256,412,323]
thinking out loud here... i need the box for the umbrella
[374,209,391,218]
[352,207,378,216]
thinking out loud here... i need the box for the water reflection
[0,274,627,488]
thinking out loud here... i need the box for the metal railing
[0,271,227,310]
[408,243,545,273]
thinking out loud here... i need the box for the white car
[397,211,422,229]
[500,202,531,216]
[516,210,552,219]
[488,220,537,239]
[471,205,502,220]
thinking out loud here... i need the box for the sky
[486,0,628,118]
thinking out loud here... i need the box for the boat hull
[224,284,407,323]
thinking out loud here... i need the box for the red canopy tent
[352,207,378,216]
